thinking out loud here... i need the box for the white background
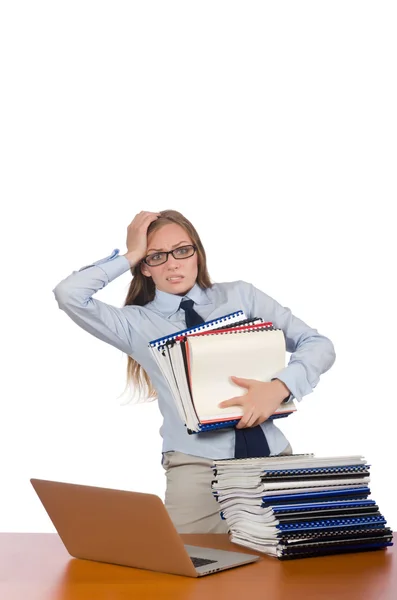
[1,2,396,533]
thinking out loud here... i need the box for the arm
[53,211,161,355]
[52,249,137,355]
[249,282,336,401]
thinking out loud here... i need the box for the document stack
[212,454,393,560]
[149,311,296,434]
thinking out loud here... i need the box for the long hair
[121,209,212,402]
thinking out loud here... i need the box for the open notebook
[149,311,296,433]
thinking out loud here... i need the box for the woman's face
[141,223,199,295]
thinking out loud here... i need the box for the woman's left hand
[218,377,291,428]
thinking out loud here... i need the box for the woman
[53,209,336,533]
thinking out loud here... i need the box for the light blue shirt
[52,249,336,459]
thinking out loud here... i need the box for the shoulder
[208,280,283,320]
[206,280,255,316]
[209,280,253,294]
[209,279,252,290]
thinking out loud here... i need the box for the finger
[237,409,257,429]
[135,211,161,222]
[245,411,259,428]
[129,212,160,228]
[251,412,271,427]
[230,376,252,389]
[143,211,161,218]
[250,415,266,427]
[218,396,244,409]
[143,214,161,226]
[137,213,161,232]
[141,212,161,224]
[236,410,254,429]
[136,211,158,218]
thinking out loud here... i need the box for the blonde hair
[121,209,212,402]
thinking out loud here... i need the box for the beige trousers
[162,443,293,534]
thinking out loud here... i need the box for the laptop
[30,478,260,577]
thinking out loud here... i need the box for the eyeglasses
[142,244,197,267]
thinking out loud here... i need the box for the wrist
[271,379,291,403]
[123,252,141,267]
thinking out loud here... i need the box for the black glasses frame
[142,244,197,267]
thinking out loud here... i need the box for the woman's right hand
[124,211,161,265]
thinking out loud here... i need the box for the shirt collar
[150,282,212,318]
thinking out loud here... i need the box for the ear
[140,262,152,278]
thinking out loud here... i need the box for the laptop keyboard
[190,556,218,568]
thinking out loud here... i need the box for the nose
[166,253,180,269]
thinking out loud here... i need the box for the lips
[167,276,184,282]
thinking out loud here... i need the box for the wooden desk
[1,532,396,600]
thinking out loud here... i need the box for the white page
[149,345,187,423]
[168,341,199,431]
[187,329,286,421]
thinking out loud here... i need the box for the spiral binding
[281,527,393,543]
[189,325,280,337]
[260,487,372,505]
[187,412,290,434]
[277,515,386,531]
[204,317,265,331]
[218,501,377,518]
[149,310,246,347]
[160,324,281,352]
[279,534,393,558]
[187,419,240,434]
[279,541,393,559]
[272,499,376,513]
[262,465,370,477]
[221,507,379,521]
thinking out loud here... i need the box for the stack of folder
[211,454,393,559]
[149,311,296,434]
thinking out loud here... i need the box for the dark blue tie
[179,299,204,328]
[234,424,270,459]
[179,298,270,458]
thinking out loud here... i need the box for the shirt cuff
[78,249,131,282]
[272,362,314,402]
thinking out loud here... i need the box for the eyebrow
[147,241,191,253]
